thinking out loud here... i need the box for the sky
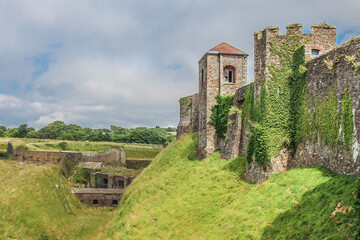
[1,0,360,130]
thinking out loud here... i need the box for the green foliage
[209,94,234,139]
[341,87,354,150]
[5,128,19,138]
[179,96,191,109]
[316,87,340,147]
[3,121,176,145]
[57,141,68,150]
[246,35,308,165]
[71,166,90,185]
[295,95,312,145]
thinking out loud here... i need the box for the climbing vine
[179,97,191,110]
[245,35,308,165]
[341,87,354,150]
[316,87,340,147]
[209,94,234,139]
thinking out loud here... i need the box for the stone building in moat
[72,171,136,207]
[177,23,360,183]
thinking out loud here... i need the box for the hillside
[0,160,114,240]
[105,133,356,239]
[0,134,356,239]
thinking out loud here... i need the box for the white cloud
[1,0,360,129]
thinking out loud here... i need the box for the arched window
[201,69,204,86]
[223,66,236,83]
[93,199,98,205]
[112,200,118,206]
[311,49,320,57]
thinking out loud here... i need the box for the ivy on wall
[245,35,308,165]
[243,34,355,166]
[209,95,234,139]
[316,87,340,147]
[342,87,354,150]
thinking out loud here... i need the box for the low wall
[72,188,123,207]
[82,150,120,166]
[8,143,123,176]
[10,145,81,176]
[126,159,151,169]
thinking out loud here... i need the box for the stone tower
[253,23,336,94]
[196,42,248,159]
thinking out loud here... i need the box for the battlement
[254,23,336,38]
[254,23,337,93]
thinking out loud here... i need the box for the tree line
[0,121,177,145]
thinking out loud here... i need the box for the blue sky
[1,0,360,129]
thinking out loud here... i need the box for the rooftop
[72,188,124,194]
[208,42,247,55]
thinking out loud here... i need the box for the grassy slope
[105,133,356,239]
[0,160,114,240]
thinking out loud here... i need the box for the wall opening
[311,49,320,57]
[201,69,204,86]
[224,66,236,83]
[93,199,98,205]
[112,200,118,206]
[119,180,124,188]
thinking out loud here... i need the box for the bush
[209,94,234,139]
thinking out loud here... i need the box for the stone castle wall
[291,37,360,177]
[253,24,336,96]
[196,53,247,159]
[245,30,359,184]
[221,84,251,159]
[178,23,358,184]
[177,93,199,139]
[196,54,219,159]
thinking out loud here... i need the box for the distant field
[0,137,162,160]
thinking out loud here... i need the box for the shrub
[209,94,234,139]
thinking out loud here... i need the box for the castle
[177,23,360,183]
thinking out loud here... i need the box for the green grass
[124,147,161,160]
[0,134,356,239]
[1,137,162,160]
[105,133,356,239]
[0,160,114,240]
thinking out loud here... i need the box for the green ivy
[179,97,191,109]
[209,94,234,139]
[316,87,340,147]
[341,87,354,150]
[246,35,308,165]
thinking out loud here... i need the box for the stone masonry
[177,42,248,159]
[177,93,199,139]
[178,23,360,184]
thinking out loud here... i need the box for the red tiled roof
[209,42,247,55]
[311,45,323,50]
